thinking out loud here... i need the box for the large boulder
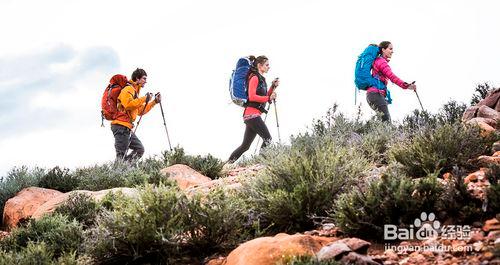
[477,105,500,124]
[32,187,138,219]
[2,187,62,230]
[478,88,500,109]
[462,106,479,122]
[160,164,212,190]
[224,233,335,265]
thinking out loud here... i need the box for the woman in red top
[367,41,416,122]
[228,56,279,163]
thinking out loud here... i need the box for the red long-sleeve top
[243,75,275,120]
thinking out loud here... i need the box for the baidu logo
[413,212,441,240]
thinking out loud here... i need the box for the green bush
[75,161,149,191]
[183,188,251,252]
[54,193,102,229]
[487,165,500,214]
[283,255,341,265]
[0,166,45,227]
[39,166,81,193]
[244,139,370,233]
[0,242,91,265]
[332,169,443,241]
[390,123,496,177]
[85,184,250,264]
[162,147,224,179]
[0,214,83,258]
[85,184,189,264]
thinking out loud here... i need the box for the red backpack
[101,74,128,126]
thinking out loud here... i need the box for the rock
[338,238,371,254]
[206,257,225,265]
[407,252,427,264]
[224,164,265,177]
[482,251,495,261]
[477,105,500,122]
[32,187,138,219]
[466,119,496,136]
[0,231,9,240]
[493,141,500,153]
[468,231,485,243]
[467,117,498,129]
[383,249,398,261]
[186,175,243,195]
[477,154,500,166]
[483,218,500,232]
[160,164,212,190]
[2,187,63,230]
[340,252,382,265]
[478,88,500,109]
[462,106,479,121]
[224,233,335,265]
[316,241,351,261]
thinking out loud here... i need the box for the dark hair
[131,68,147,82]
[378,41,392,54]
[248,55,268,77]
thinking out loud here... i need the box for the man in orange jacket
[111,68,161,161]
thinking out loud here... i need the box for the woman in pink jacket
[367,41,416,122]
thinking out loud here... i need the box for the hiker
[366,41,416,122]
[228,55,279,163]
[111,68,161,161]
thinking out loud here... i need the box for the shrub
[437,100,467,125]
[0,214,83,258]
[85,184,189,264]
[75,161,149,191]
[283,255,341,265]
[0,166,45,227]
[183,188,251,252]
[54,193,102,229]
[332,171,443,241]
[162,147,224,179]
[390,123,496,177]
[85,183,252,264]
[486,165,500,214]
[244,139,370,233]
[0,242,91,265]
[39,166,81,192]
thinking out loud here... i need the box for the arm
[247,75,270,103]
[377,59,409,89]
[138,101,156,116]
[118,86,147,111]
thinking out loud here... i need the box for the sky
[0,0,499,175]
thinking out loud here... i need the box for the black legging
[229,116,272,162]
[367,92,391,122]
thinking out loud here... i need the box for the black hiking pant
[367,92,391,122]
[228,116,272,162]
[111,124,145,162]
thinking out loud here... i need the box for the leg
[111,124,130,161]
[228,122,257,162]
[246,116,272,149]
[366,92,391,122]
[126,132,145,161]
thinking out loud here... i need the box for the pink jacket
[367,57,408,96]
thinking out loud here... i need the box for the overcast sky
[0,0,499,175]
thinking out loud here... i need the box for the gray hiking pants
[367,92,391,122]
[111,124,145,161]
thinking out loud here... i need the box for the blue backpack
[354,45,386,90]
[354,45,393,104]
[229,57,253,107]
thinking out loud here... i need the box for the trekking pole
[158,98,173,151]
[415,91,425,112]
[273,99,281,143]
[410,81,425,111]
[122,94,151,160]
[253,104,272,155]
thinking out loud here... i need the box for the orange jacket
[111,80,156,129]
